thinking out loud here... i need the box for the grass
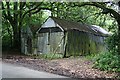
[85,53,96,60]
[30,53,63,60]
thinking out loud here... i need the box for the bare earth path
[2,55,118,79]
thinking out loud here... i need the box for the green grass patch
[85,53,96,60]
[30,53,63,60]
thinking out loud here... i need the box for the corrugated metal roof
[51,17,109,36]
[91,25,110,35]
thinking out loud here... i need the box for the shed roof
[51,17,109,36]
[39,17,110,36]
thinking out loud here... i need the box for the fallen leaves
[3,55,118,78]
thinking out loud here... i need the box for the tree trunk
[13,25,21,50]
[118,2,120,54]
[12,2,21,51]
[118,22,120,54]
[7,24,12,47]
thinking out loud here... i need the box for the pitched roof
[50,17,109,36]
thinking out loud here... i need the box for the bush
[106,33,119,54]
[93,52,120,72]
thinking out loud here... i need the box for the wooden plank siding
[66,30,107,56]
[37,32,64,54]
[66,30,90,56]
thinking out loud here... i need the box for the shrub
[106,33,119,55]
[93,52,120,72]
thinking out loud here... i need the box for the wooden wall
[37,29,107,56]
[66,30,107,56]
[37,32,64,54]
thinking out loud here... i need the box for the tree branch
[14,2,18,21]
[83,12,101,21]
[20,2,26,10]
[6,2,14,22]
[22,3,43,19]
[2,2,8,20]
[6,2,11,17]
[32,7,52,14]
[72,2,120,24]
[2,2,14,26]
[72,2,107,11]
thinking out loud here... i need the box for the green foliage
[93,52,120,72]
[23,12,46,27]
[2,18,13,49]
[106,33,119,54]
[2,34,11,47]
[85,53,96,60]
[30,53,63,60]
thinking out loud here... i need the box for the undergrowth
[93,52,120,72]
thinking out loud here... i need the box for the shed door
[27,37,32,54]
[50,32,64,54]
[38,33,50,54]
[38,32,64,54]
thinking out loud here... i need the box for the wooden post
[63,31,68,58]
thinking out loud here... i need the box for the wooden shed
[21,17,110,56]
[21,24,39,54]
[36,17,110,56]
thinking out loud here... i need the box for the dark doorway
[27,37,32,54]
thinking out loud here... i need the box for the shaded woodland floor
[2,51,119,78]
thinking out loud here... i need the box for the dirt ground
[2,53,119,79]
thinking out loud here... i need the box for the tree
[2,2,51,50]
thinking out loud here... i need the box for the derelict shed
[37,17,109,56]
[21,24,40,54]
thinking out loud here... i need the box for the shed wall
[37,32,64,54]
[66,30,90,56]
[66,30,107,56]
